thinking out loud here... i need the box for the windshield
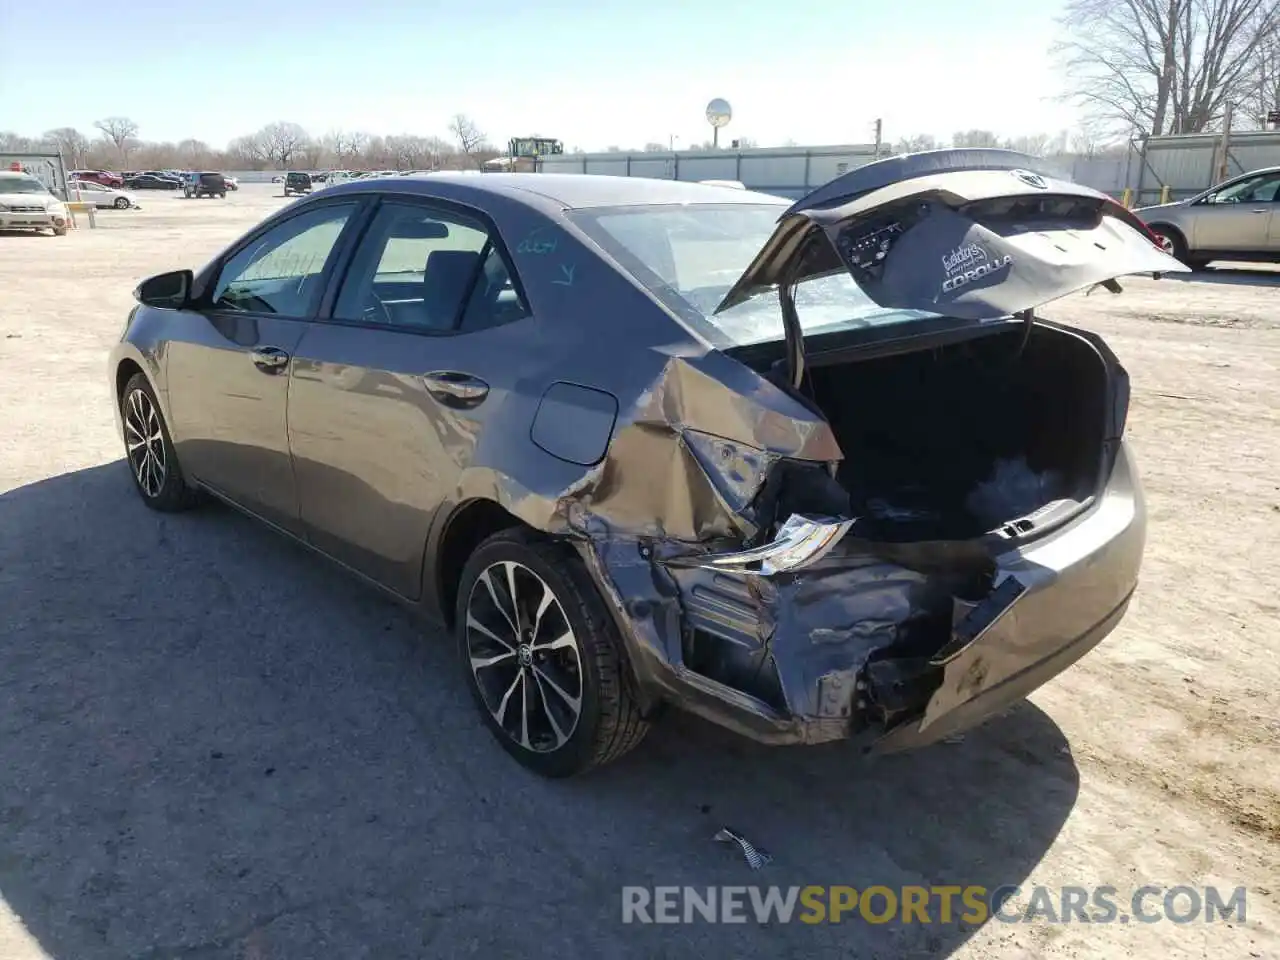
[0,177,51,195]
[568,202,941,348]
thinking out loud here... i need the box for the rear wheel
[456,529,649,777]
[120,373,202,512]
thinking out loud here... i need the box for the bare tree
[322,130,368,167]
[1056,0,1280,136]
[1242,22,1280,125]
[93,117,139,162]
[642,142,667,152]
[176,138,212,167]
[1003,133,1053,155]
[894,133,940,153]
[41,127,90,167]
[227,133,268,169]
[952,130,1001,147]
[255,122,310,168]
[449,114,488,168]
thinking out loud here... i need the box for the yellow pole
[1159,184,1171,204]
[1120,187,1133,208]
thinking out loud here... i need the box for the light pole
[669,134,679,151]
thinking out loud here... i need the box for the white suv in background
[0,171,70,235]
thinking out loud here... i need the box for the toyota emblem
[1012,169,1048,189]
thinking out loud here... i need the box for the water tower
[705,98,732,148]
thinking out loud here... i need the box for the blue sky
[0,0,1079,150]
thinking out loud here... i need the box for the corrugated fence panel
[672,155,740,181]
[805,150,878,187]
[538,157,587,175]
[628,157,674,178]
[738,153,808,192]
[583,158,630,176]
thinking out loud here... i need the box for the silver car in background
[1135,166,1280,268]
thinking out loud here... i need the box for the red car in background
[71,170,124,188]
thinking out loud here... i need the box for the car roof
[318,172,789,212]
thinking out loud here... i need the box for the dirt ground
[0,185,1277,960]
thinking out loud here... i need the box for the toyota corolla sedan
[110,149,1184,777]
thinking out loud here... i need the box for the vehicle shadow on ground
[1172,265,1280,287]
[0,463,1080,960]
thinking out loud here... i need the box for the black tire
[114,196,130,209]
[1150,224,1191,265]
[456,528,649,777]
[52,226,68,236]
[119,372,203,512]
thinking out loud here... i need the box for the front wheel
[1150,225,1192,265]
[120,373,203,512]
[456,529,650,777]
[114,196,130,209]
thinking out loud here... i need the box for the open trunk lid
[713,148,1188,334]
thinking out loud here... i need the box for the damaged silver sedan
[110,150,1186,776]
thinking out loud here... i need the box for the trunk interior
[803,323,1112,542]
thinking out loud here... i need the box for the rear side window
[459,246,528,332]
[333,201,525,333]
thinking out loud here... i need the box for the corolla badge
[1011,169,1048,189]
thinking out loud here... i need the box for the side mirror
[133,269,192,308]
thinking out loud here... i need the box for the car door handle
[251,346,290,373]
[1250,209,1269,214]
[421,371,489,408]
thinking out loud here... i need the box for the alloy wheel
[124,388,167,498]
[465,560,584,753]
[1157,233,1176,254]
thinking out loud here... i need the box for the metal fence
[536,144,882,199]
[1128,130,1280,206]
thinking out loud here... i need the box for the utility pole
[1215,102,1234,185]
[873,118,883,159]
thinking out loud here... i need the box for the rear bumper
[591,441,1145,749]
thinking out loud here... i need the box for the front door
[1188,170,1280,252]
[165,199,362,532]
[287,198,534,597]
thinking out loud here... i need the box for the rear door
[287,197,536,598]
[165,198,366,532]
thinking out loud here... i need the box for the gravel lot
[1,184,1277,960]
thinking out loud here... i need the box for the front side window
[211,202,356,316]
[569,202,939,349]
[333,202,494,332]
[1211,173,1280,204]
